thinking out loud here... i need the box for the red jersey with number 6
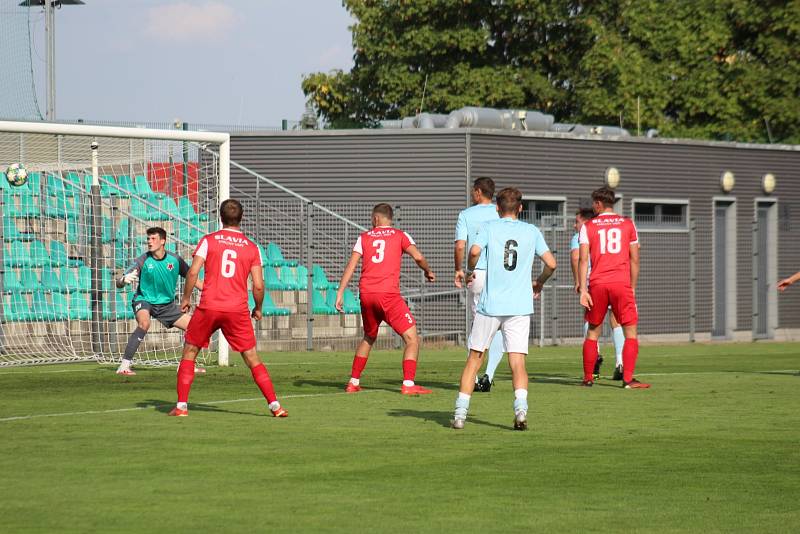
[578,213,639,287]
[193,228,263,312]
[353,226,415,294]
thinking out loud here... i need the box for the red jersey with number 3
[193,228,263,312]
[578,213,639,287]
[353,226,415,294]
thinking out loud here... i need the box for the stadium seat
[59,267,80,293]
[265,242,297,267]
[27,172,42,194]
[264,266,289,290]
[17,267,39,293]
[77,265,92,292]
[7,192,40,219]
[312,264,338,290]
[51,292,69,320]
[3,269,21,293]
[279,265,300,290]
[295,264,309,290]
[41,266,65,292]
[99,175,118,198]
[116,291,135,319]
[49,241,80,267]
[68,292,91,320]
[4,240,32,267]
[101,217,115,244]
[312,288,338,314]
[160,197,182,219]
[29,240,51,267]
[117,175,136,196]
[30,290,64,321]
[134,175,165,201]
[342,289,361,314]
[44,193,79,220]
[263,292,290,316]
[178,196,209,222]
[3,217,35,242]
[101,267,115,292]
[0,172,7,190]
[5,291,31,321]
[65,172,82,193]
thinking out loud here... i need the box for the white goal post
[0,120,231,367]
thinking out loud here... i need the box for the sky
[28,0,354,127]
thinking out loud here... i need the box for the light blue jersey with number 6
[473,217,550,317]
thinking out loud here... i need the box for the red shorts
[360,292,416,339]
[585,284,638,327]
[184,308,257,353]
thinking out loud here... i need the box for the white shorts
[467,269,486,315]
[469,313,530,355]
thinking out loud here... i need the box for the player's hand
[180,297,192,314]
[335,292,344,313]
[122,270,139,285]
[251,308,263,321]
[454,270,465,288]
[425,270,435,283]
[533,280,544,299]
[778,278,793,292]
[580,290,593,310]
[465,271,475,286]
[573,282,580,294]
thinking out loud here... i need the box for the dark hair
[473,177,495,199]
[576,208,595,221]
[496,187,522,215]
[591,187,616,208]
[220,199,244,226]
[146,227,167,240]
[372,203,393,220]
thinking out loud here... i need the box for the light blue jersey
[455,203,498,271]
[475,217,550,316]
[571,232,592,276]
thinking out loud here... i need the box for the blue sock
[613,326,625,366]
[454,393,470,420]
[484,332,504,381]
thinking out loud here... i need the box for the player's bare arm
[405,244,435,282]
[778,271,800,291]
[250,264,264,321]
[335,251,362,312]
[466,244,482,283]
[578,243,593,310]
[533,251,557,299]
[570,247,580,293]
[629,242,640,292]
[454,239,466,288]
[181,255,205,313]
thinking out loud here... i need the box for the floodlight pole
[45,0,55,120]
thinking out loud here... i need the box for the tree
[303,0,800,143]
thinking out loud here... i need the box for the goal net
[0,121,230,367]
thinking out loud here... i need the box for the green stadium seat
[77,265,91,292]
[59,267,79,293]
[6,192,40,219]
[30,290,64,321]
[52,292,69,320]
[3,269,21,293]
[295,265,309,290]
[18,267,39,293]
[101,217,114,244]
[248,291,291,317]
[4,241,31,267]
[27,172,42,195]
[342,289,361,314]
[117,175,136,196]
[312,264,338,290]
[101,267,114,292]
[312,288,337,315]
[0,172,7,190]
[279,265,300,290]
[44,193,79,220]
[161,197,181,219]
[265,242,297,267]
[68,292,91,320]
[49,240,81,268]
[3,217,35,242]
[29,240,50,267]
[64,172,81,193]
[264,266,288,290]
[178,196,209,222]
[116,291,134,319]
[41,266,64,292]
[134,175,165,201]
[5,292,31,321]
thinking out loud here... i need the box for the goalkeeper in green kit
[115,227,203,375]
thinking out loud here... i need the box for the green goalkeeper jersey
[122,251,190,305]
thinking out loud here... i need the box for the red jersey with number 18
[578,213,639,287]
[193,228,263,312]
[353,226,415,294]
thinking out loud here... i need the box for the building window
[521,197,566,228]
[632,199,689,230]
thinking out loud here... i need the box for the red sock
[351,355,368,379]
[402,359,417,382]
[582,339,598,381]
[176,359,195,403]
[622,339,639,383]
[251,363,277,404]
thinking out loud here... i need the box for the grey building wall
[229,129,800,335]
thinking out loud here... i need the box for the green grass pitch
[1,343,799,532]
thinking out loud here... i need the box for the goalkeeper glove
[122,270,139,285]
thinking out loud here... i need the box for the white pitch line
[0,389,385,423]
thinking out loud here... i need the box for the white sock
[269,401,281,411]
[514,389,528,401]
[349,377,360,386]
[118,359,130,370]
[176,402,188,410]
[458,392,471,401]
[402,380,414,387]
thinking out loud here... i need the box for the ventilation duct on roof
[416,113,450,129]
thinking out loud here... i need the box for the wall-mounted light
[605,167,620,189]
[720,171,735,193]
[762,173,776,194]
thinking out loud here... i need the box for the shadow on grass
[292,378,399,394]
[386,408,510,430]
[135,399,262,417]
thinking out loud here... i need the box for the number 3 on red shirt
[221,249,237,278]
[371,239,385,263]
